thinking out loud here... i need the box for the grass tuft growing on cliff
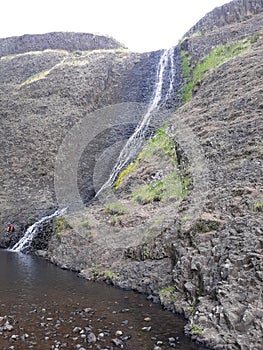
[115,127,178,190]
[159,286,176,303]
[114,127,190,204]
[54,215,73,241]
[115,161,140,189]
[180,37,256,103]
[104,202,128,215]
[140,127,177,162]
[132,170,189,204]
[21,70,49,86]
[253,201,263,212]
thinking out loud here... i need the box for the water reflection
[0,249,207,350]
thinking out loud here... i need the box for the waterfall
[11,208,67,253]
[96,47,176,196]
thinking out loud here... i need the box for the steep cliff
[0,1,262,350]
[0,32,181,230]
[46,2,262,350]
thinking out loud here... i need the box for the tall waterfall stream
[96,47,176,196]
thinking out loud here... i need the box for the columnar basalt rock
[0,32,125,57]
[0,1,262,349]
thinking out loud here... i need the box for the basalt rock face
[185,0,263,37]
[0,32,125,57]
[46,2,262,350]
[0,33,175,233]
[0,2,263,350]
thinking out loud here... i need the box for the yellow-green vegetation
[159,286,176,303]
[142,245,151,259]
[21,70,49,86]
[54,215,73,241]
[115,127,177,189]
[132,170,189,204]
[253,201,263,212]
[191,323,205,335]
[115,161,140,189]
[180,37,256,103]
[104,202,128,215]
[104,270,120,280]
[115,127,189,204]
[139,127,177,162]
[91,264,101,279]
[190,31,202,38]
[180,49,193,103]
[132,128,189,204]
[109,214,123,226]
[27,214,34,225]
[104,202,128,226]
[81,220,91,229]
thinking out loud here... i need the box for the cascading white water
[11,208,67,252]
[96,47,175,196]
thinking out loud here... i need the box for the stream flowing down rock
[0,1,262,350]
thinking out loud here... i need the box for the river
[0,249,207,350]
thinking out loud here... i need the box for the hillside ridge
[0,31,125,57]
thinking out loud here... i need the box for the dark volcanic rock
[0,32,125,57]
[185,0,263,37]
[0,1,262,350]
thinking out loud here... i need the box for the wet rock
[147,295,160,304]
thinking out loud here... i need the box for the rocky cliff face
[185,0,263,37]
[0,1,262,350]
[0,32,125,57]
[0,32,181,232]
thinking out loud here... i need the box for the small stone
[10,334,19,340]
[73,327,82,333]
[87,332,96,343]
[111,338,124,347]
[144,317,151,322]
[115,330,123,336]
[4,323,14,331]
[121,335,131,341]
[142,326,151,331]
[84,308,92,313]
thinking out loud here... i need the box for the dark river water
[0,249,207,350]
